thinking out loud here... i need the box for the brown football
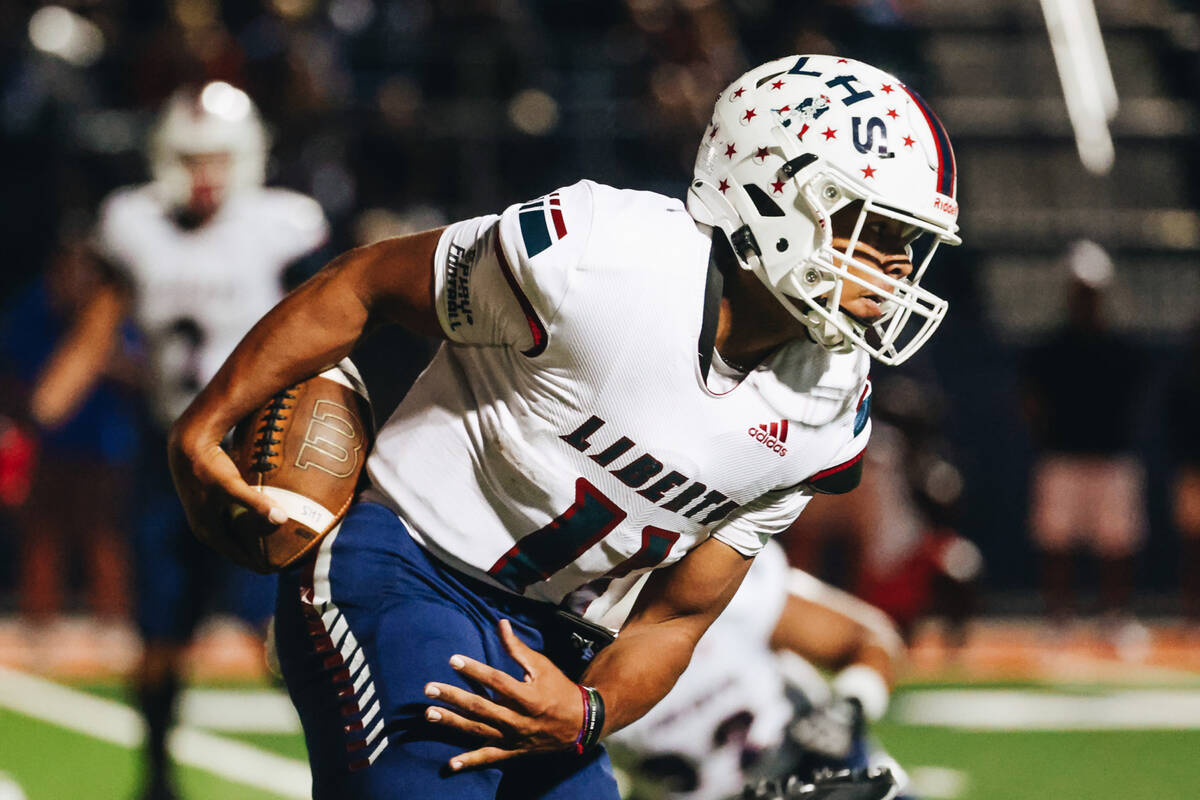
[227,360,372,573]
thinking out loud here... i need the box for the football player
[30,82,328,800]
[168,55,959,800]
[605,540,910,800]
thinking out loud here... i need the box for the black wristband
[580,686,605,750]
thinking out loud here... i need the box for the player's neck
[715,266,805,371]
[695,222,806,372]
[172,207,218,230]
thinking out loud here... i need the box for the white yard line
[179,688,302,733]
[0,665,310,799]
[907,766,969,799]
[894,688,1200,730]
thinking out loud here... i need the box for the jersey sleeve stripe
[806,448,864,484]
[550,206,568,239]
[853,381,872,437]
[495,229,549,357]
[519,206,554,257]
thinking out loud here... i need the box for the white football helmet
[687,55,961,365]
[149,81,268,210]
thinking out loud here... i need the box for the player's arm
[28,282,129,429]
[771,572,903,723]
[422,536,753,770]
[585,537,754,731]
[768,588,898,688]
[167,229,447,556]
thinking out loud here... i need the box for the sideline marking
[908,766,968,799]
[0,665,309,798]
[894,688,1200,730]
[179,688,302,733]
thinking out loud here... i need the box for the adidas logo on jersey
[748,420,788,456]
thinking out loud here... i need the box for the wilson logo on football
[748,420,788,457]
[295,399,364,478]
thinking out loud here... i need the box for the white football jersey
[608,541,794,800]
[96,185,328,427]
[365,180,870,610]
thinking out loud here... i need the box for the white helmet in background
[149,81,268,210]
[687,54,961,365]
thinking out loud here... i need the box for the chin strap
[804,309,853,352]
[803,296,865,353]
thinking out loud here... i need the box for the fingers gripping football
[173,359,370,573]
[168,428,278,569]
[423,620,587,770]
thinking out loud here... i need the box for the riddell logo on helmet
[748,421,788,456]
[934,196,958,215]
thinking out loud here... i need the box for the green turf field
[1,671,1198,799]
[873,723,1200,800]
[0,707,294,800]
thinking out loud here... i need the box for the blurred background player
[1020,241,1149,646]
[607,541,911,800]
[29,81,328,800]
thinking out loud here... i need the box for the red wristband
[573,684,591,755]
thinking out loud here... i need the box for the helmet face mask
[686,55,960,365]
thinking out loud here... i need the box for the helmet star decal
[686,54,961,365]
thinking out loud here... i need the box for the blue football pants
[273,501,619,799]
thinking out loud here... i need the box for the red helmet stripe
[901,85,956,199]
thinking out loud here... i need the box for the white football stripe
[0,665,310,798]
[257,486,337,532]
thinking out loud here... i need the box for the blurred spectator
[1021,241,1149,641]
[0,233,140,630]
[36,82,329,800]
[1166,321,1200,630]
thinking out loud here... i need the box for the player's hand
[167,414,287,567]
[423,619,586,770]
